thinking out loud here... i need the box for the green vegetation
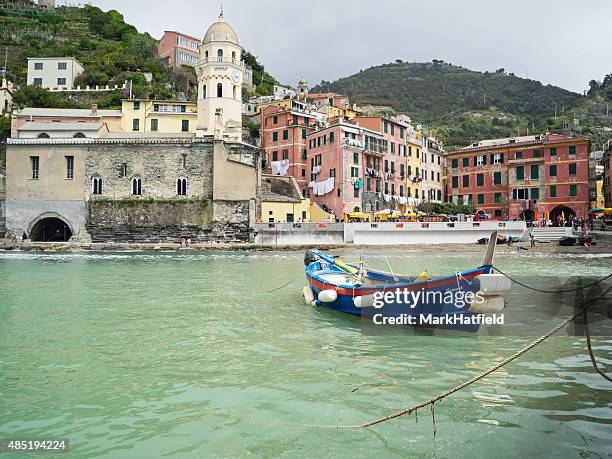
[2,1,275,110]
[417,201,476,216]
[242,50,277,97]
[92,197,209,208]
[588,74,612,100]
[313,60,611,149]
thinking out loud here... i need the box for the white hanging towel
[312,165,321,174]
[271,160,281,175]
[324,177,335,194]
[279,159,290,176]
[317,181,326,195]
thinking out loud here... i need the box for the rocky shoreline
[1,238,611,255]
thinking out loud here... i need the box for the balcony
[200,57,245,67]
[342,138,365,149]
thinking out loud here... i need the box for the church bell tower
[196,12,243,140]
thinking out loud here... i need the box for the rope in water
[296,271,611,430]
[301,309,583,429]
[264,271,303,293]
[491,266,612,294]
[584,308,612,383]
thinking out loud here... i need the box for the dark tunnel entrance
[30,217,73,242]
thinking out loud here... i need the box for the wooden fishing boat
[303,231,511,331]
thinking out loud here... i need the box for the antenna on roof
[219,2,223,18]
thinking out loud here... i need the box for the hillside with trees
[312,61,611,149]
[1,0,276,109]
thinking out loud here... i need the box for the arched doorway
[549,205,575,222]
[30,217,73,242]
[519,209,535,221]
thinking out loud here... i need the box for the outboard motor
[304,250,319,266]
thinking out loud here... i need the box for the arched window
[73,132,86,138]
[92,176,102,195]
[232,85,237,100]
[202,84,206,98]
[204,50,209,60]
[132,177,142,196]
[217,83,223,98]
[37,133,50,139]
[177,177,187,196]
[217,48,223,61]
[231,51,236,62]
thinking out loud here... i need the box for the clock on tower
[195,13,243,140]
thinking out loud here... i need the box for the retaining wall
[255,222,344,246]
[254,221,527,246]
[346,221,527,245]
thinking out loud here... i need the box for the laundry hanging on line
[271,159,290,176]
[309,177,335,196]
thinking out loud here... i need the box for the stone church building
[3,14,261,243]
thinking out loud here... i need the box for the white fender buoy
[468,295,505,314]
[318,290,338,303]
[353,294,375,308]
[303,285,315,305]
[474,274,512,296]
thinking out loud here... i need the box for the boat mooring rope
[264,271,303,293]
[584,305,612,383]
[295,270,611,430]
[491,266,612,294]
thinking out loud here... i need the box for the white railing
[201,57,244,67]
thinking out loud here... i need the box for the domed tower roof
[203,14,239,45]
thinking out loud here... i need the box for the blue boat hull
[304,253,493,331]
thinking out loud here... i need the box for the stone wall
[5,138,259,243]
[86,199,214,243]
[0,156,5,237]
[0,197,5,238]
[86,199,254,243]
[84,142,214,200]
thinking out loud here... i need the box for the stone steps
[530,227,573,241]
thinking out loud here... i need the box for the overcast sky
[67,0,611,93]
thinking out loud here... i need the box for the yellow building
[121,99,197,134]
[261,191,311,223]
[261,193,334,223]
[260,174,333,222]
[406,128,423,201]
[595,178,605,209]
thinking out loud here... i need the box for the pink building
[158,31,200,69]
[355,116,411,212]
[306,93,351,110]
[11,107,122,139]
[446,133,591,221]
[260,104,317,190]
[305,121,365,218]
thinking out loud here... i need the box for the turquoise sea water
[0,248,611,458]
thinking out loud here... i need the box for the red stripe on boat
[307,269,486,297]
